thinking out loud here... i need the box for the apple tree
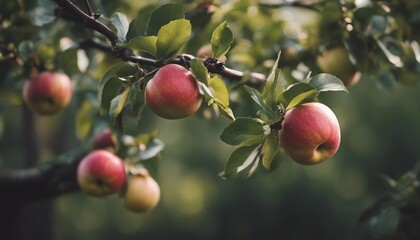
[1,0,420,239]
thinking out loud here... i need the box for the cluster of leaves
[359,164,420,239]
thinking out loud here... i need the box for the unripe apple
[77,150,126,197]
[23,71,73,115]
[122,173,160,213]
[92,129,117,150]
[145,64,202,119]
[279,102,341,165]
[316,47,361,87]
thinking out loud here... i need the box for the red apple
[145,64,202,119]
[23,71,73,115]
[279,102,341,165]
[316,47,361,87]
[77,150,126,197]
[122,173,160,213]
[92,129,117,150]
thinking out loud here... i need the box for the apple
[279,102,341,165]
[145,64,202,119]
[23,71,73,115]
[77,150,126,197]
[92,129,117,150]
[316,47,361,87]
[122,173,160,213]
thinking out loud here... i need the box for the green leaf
[217,104,235,121]
[156,19,192,60]
[220,118,265,146]
[308,73,349,93]
[75,99,96,143]
[281,82,319,111]
[190,58,209,85]
[17,41,34,61]
[126,5,157,40]
[211,21,234,58]
[221,144,261,179]
[209,76,229,107]
[109,86,132,119]
[262,131,279,170]
[262,51,285,110]
[110,12,129,43]
[146,3,185,36]
[99,62,137,115]
[243,86,277,120]
[369,207,401,238]
[139,138,165,160]
[127,36,157,57]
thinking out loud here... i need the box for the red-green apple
[316,47,361,87]
[77,150,126,197]
[122,173,160,213]
[279,102,341,165]
[145,64,202,119]
[92,129,117,150]
[23,71,73,115]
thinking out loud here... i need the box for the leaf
[190,58,208,85]
[146,3,185,36]
[99,62,137,115]
[17,41,34,61]
[308,73,349,93]
[127,36,157,57]
[110,12,129,43]
[243,86,277,120]
[126,5,157,40]
[109,86,132,119]
[198,82,215,103]
[209,76,229,108]
[211,21,234,58]
[262,131,279,170]
[75,100,96,142]
[368,207,401,238]
[262,51,285,110]
[139,138,165,160]
[220,118,265,146]
[217,104,235,121]
[281,82,319,111]
[221,144,261,179]
[156,19,192,60]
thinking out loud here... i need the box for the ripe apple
[122,173,161,213]
[77,150,126,197]
[316,47,361,87]
[145,64,202,119]
[279,102,341,165]
[92,129,117,150]
[23,71,73,115]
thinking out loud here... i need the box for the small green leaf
[262,131,279,170]
[127,36,157,57]
[190,58,209,85]
[111,12,129,43]
[262,51,286,110]
[75,99,96,143]
[217,104,235,121]
[139,138,165,160]
[281,82,319,111]
[211,21,234,58]
[17,41,34,61]
[109,86,132,119]
[209,76,229,107]
[221,144,261,179]
[308,73,349,93]
[146,3,185,36]
[156,19,192,60]
[221,118,265,146]
[99,63,137,115]
[126,5,157,40]
[369,207,400,238]
[244,86,277,120]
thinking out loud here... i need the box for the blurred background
[1,0,420,239]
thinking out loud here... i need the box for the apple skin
[145,64,202,119]
[316,47,361,87]
[77,150,126,197]
[23,71,72,115]
[279,102,341,165]
[122,174,161,213]
[92,129,117,150]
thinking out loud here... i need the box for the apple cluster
[279,102,341,165]
[76,130,160,213]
